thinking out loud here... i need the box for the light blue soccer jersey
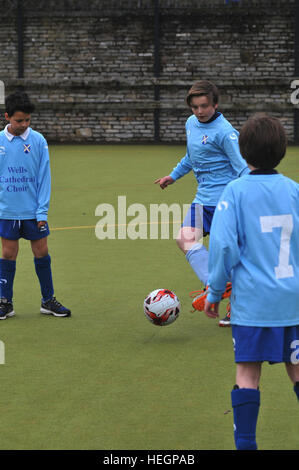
[207,172,299,327]
[170,113,249,206]
[0,126,51,221]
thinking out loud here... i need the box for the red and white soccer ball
[143,289,180,326]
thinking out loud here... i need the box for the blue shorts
[0,219,50,241]
[232,325,299,364]
[182,203,216,236]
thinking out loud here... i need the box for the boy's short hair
[186,80,219,107]
[5,91,35,117]
[239,113,287,169]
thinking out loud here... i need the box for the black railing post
[294,0,299,143]
[17,0,24,79]
[154,0,160,142]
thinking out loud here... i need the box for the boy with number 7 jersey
[204,114,299,450]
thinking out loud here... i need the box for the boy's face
[190,95,218,123]
[5,111,31,136]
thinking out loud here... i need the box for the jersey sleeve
[222,131,250,176]
[207,184,241,303]
[170,120,193,180]
[36,138,51,222]
[169,152,193,181]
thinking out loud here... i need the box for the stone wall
[0,0,296,143]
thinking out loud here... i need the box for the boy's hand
[154,175,174,189]
[37,221,47,228]
[204,300,220,319]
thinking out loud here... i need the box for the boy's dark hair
[5,91,35,117]
[239,114,287,169]
[186,80,219,106]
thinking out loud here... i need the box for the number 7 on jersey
[260,214,294,279]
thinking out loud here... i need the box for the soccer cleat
[40,297,71,317]
[219,302,231,327]
[190,282,232,312]
[0,298,15,320]
[189,286,209,311]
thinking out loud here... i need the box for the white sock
[185,243,209,286]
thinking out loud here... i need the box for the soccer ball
[143,289,180,326]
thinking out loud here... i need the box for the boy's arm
[159,120,193,183]
[169,152,193,181]
[206,184,241,304]
[36,139,51,222]
[222,131,250,176]
[155,152,193,189]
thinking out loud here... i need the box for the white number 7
[260,214,294,279]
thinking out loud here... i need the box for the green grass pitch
[0,144,298,450]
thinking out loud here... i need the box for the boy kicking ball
[0,91,71,319]
[204,114,299,450]
[155,80,249,326]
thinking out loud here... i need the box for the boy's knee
[1,240,19,260]
[176,228,196,253]
[31,238,49,258]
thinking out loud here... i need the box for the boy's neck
[248,164,257,171]
[7,125,17,136]
[4,124,30,141]
[248,164,277,173]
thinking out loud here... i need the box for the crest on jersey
[201,135,208,145]
[23,144,31,154]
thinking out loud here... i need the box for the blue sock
[294,382,299,401]
[0,259,16,301]
[231,386,260,450]
[185,243,209,286]
[34,254,54,302]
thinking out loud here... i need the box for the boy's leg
[0,237,18,318]
[179,204,232,314]
[31,236,71,317]
[231,362,261,450]
[177,204,210,285]
[1,237,19,261]
[31,237,54,302]
[0,237,18,301]
[177,227,210,286]
[283,327,299,400]
[235,362,262,389]
[285,363,299,401]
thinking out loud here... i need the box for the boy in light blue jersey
[0,91,71,319]
[204,114,299,450]
[155,81,249,325]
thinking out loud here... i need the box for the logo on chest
[201,135,209,145]
[23,144,31,154]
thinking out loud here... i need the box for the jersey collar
[195,111,222,126]
[205,111,221,124]
[4,125,31,141]
[249,169,278,175]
